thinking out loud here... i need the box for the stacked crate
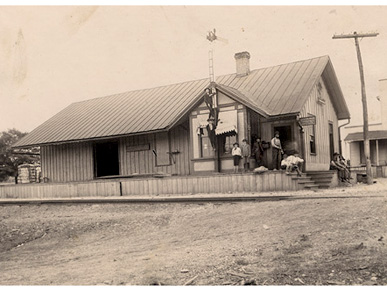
[17,164,41,183]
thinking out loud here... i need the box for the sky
[1,5,387,133]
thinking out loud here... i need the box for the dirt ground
[0,180,386,285]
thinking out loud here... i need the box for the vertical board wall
[119,122,191,176]
[41,142,94,182]
[41,123,190,183]
[300,76,339,170]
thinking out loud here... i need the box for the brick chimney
[234,51,250,77]
[379,79,387,129]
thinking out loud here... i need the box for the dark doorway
[329,123,335,161]
[274,125,293,154]
[94,141,119,177]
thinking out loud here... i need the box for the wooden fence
[0,172,303,199]
[350,165,387,178]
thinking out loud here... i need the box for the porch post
[376,139,380,166]
[298,123,306,172]
[215,136,221,173]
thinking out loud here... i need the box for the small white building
[344,79,387,177]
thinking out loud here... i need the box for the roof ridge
[247,55,330,75]
[15,54,349,148]
[73,55,330,105]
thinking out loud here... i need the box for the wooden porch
[0,171,336,200]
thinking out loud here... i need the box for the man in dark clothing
[271,131,283,170]
[252,137,265,167]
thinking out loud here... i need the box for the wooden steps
[288,171,336,190]
[306,171,335,189]
[289,173,320,190]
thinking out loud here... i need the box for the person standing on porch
[232,142,242,173]
[241,139,251,172]
[271,131,284,170]
[252,137,265,167]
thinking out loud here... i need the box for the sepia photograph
[0,2,386,286]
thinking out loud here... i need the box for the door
[273,125,293,154]
[329,123,334,161]
[94,141,119,177]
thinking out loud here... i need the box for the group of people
[330,152,351,183]
[231,131,304,175]
[231,139,252,173]
[231,132,352,182]
[271,130,304,175]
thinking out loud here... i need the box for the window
[220,134,237,155]
[310,124,316,154]
[199,128,215,158]
[317,81,326,105]
[317,81,323,95]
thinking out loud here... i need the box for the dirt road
[1,181,386,285]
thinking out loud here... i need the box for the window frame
[219,133,238,157]
[197,128,238,158]
[198,128,215,158]
[309,123,317,155]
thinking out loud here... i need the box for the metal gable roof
[14,55,350,148]
[14,78,210,147]
[216,55,334,116]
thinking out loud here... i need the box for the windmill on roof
[206,28,228,83]
[204,29,229,158]
[205,28,228,123]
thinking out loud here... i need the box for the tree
[0,129,40,183]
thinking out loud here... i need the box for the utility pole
[333,31,378,185]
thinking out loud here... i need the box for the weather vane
[207,28,217,42]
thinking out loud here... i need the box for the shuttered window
[155,132,171,166]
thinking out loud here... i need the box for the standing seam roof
[14,55,349,147]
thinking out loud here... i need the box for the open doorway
[94,141,119,177]
[273,125,293,154]
[329,123,335,161]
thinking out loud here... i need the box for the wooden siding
[41,142,94,183]
[41,123,190,183]
[0,180,119,199]
[378,140,387,165]
[349,142,361,166]
[119,122,190,176]
[121,172,301,196]
[0,172,303,199]
[300,77,339,171]
[218,91,237,105]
